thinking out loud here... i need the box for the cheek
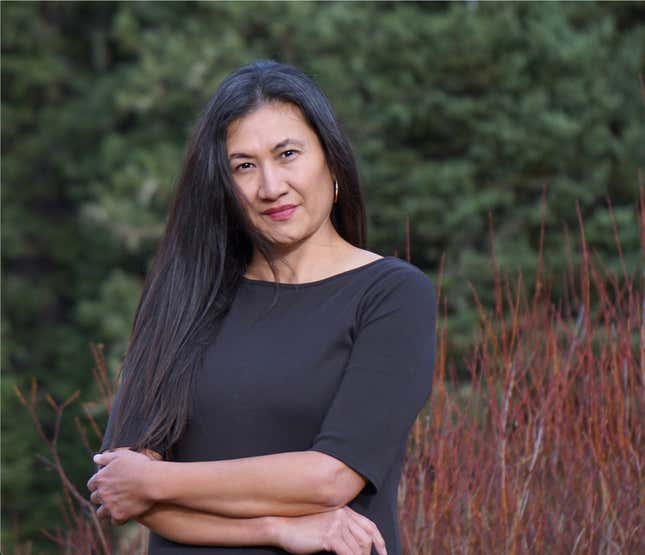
[312,173,333,206]
[302,161,330,195]
[233,183,255,209]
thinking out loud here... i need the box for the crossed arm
[136,502,282,547]
[87,447,368,546]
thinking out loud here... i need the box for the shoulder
[356,257,436,323]
[366,256,435,296]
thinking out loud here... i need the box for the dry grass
[15,191,644,554]
[399,193,644,554]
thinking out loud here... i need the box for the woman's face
[226,101,336,248]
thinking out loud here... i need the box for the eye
[234,162,254,172]
[281,149,298,159]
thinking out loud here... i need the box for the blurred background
[2,1,643,552]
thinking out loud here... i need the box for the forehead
[226,102,315,150]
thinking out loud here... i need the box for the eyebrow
[228,138,305,160]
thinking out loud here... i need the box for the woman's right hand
[272,506,387,555]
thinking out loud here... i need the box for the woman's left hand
[87,448,160,525]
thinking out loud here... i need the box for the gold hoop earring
[333,179,339,204]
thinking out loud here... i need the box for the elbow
[316,456,369,509]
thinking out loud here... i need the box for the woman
[87,59,436,555]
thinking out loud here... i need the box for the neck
[246,235,355,284]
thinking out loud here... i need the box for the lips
[262,204,298,215]
[263,205,298,222]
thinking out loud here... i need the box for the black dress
[100,255,437,554]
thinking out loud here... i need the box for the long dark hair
[106,59,367,458]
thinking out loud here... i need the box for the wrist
[143,459,166,503]
[262,516,286,547]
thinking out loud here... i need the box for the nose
[258,163,288,200]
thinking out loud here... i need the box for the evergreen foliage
[2,1,643,551]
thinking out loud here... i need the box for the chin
[271,238,301,247]
[267,232,308,247]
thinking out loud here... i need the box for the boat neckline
[240,255,396,288]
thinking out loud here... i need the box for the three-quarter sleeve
[309,265,437,495]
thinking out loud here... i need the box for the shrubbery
[3,2,643,551]
[13,200,644,553]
